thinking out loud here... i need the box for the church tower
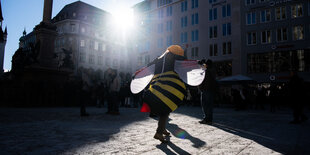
[0,0,7,73]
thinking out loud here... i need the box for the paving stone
[0,106,309,154]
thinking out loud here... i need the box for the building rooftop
[53,1,112,23]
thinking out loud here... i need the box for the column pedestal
[34,22,58,68]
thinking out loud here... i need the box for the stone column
[43,0,53,23]
[34,0,57,68]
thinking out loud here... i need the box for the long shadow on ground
[167,123,206,148]
[0,107,148,154]
[174,106,310,154]
[156,137,191,155]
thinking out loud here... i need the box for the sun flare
[111,8,135,31]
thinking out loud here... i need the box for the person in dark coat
[288,71,308,124]
[109,70,121,115]
[80,81,90,116]
[198,59,217,124]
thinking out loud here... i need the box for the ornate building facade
[19,1,133,78]
[52,1,132,75]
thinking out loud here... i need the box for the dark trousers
[156,114,169,134]
[111,91,119,112]
[201,90,214,122]
[107,91,119,112]
[107,95,113,112]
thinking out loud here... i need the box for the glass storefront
[247,49,310,73]
[214,61,232,76]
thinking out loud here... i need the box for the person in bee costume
[131,45,205,143]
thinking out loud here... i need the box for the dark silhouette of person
[288,71,308,124]
[105,69,113,114]
[256,86,266,110]
[241,87,250,110]
[108,70,121,115]
[95,82,105,108]
[198,59,217,124]
[231,88,243,111]
[123,81,132,107]
[80,81,90,117]
[268,84,279,113]
[143,45,187,143]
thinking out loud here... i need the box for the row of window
[158,0,198,18]
[180,0,199,12]
[209,4,231,21]
[158,6,173,18]
[158,13,198,33]
[157,29,199,48]
[57,24,77,34]
[180,13,199,28]
[79,53,104,65]
[153,3,308,27]
[191,47,199,57]
[157,21,172,33]
[57,24,105,40]
[247,25,305,45]
[181,1,188,12]
[246,4,304,25]
[247,50,309,73]
[56,37,108,52]
[158,1,232,18]
[80,39,107,51]
[55,12,105,26]
[137,55,151,66]
[157,3,306,23]
[156,35,176,48]
[153,46,199,58]
[181,16,188,28]
[157,0,172,7]
[140,43,231,61]
[192,13,199,25]
[181,32,188,43]
[209,23,231,38]
[209,42,232,57]
[145,42,230,58]
[79,53,122,68]
[245,0,274,5]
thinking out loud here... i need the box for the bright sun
[111,8,135,31]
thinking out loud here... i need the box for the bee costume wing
[174,60,205,86]
[130,64,155,94]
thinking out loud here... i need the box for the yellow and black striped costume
[144,71,186,115]
[143,47,187,115]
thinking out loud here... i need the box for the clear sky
[2,0,143,71]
